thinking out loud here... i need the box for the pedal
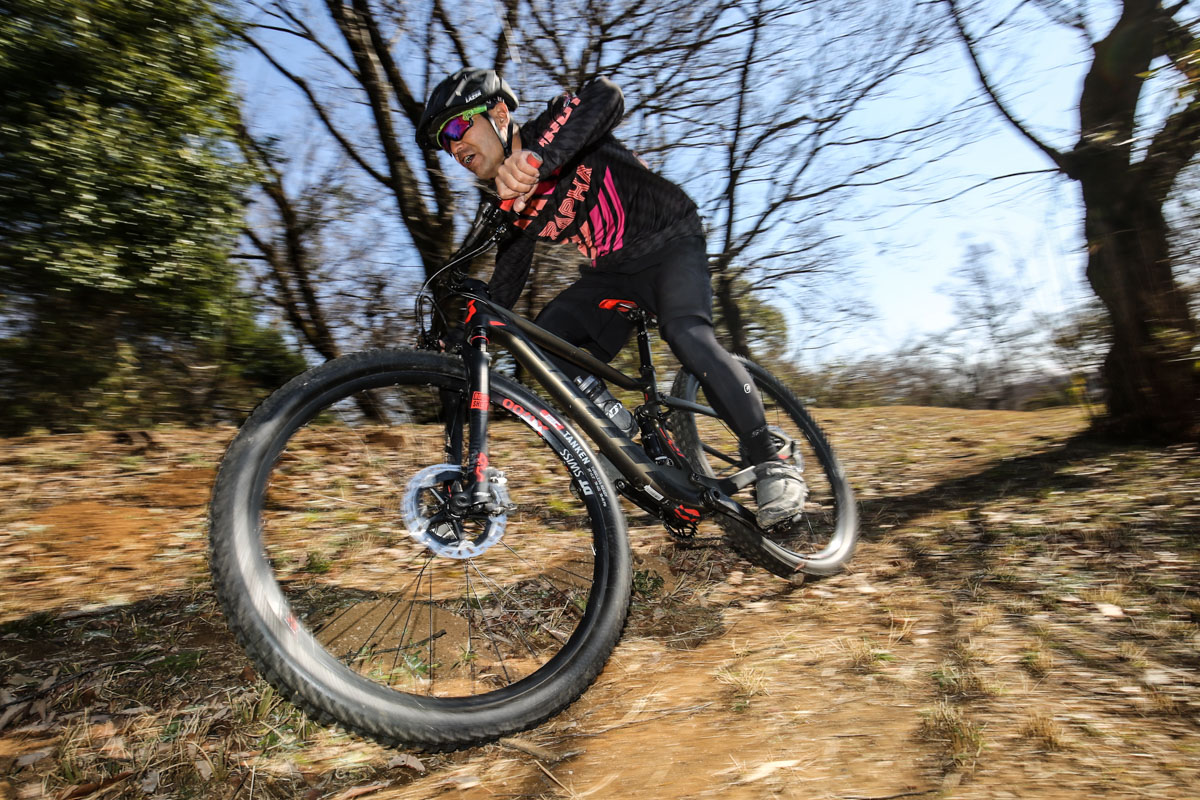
[766,511,805,534]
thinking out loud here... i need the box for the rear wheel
[210,349,630,750]
[669,359,857,578]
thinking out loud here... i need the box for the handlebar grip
[499,153,544,212]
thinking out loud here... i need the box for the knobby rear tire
[209,349,630,750]
[668,358,858,579]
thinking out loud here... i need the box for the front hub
[401,463,511,559]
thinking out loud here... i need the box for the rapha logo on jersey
[539,164,592,239]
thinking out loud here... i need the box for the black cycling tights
[531,235,779,466]
[660,316,778,465]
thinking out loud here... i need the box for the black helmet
[416,68,519,151]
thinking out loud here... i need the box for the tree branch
[325,0,448,269]
[944,0,1068,171]
[240,32,391,188]
[1141,10,1200,201]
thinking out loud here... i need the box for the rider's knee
[661,314,720,358]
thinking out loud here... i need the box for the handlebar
[498,152,544,212]
[420,150,545,335]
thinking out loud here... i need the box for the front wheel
[209,349,630,750]
[668,359,858,578]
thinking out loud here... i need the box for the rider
[416,68,806,529]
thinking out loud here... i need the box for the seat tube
[463,301,492,505]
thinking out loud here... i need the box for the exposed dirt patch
[129,468,216,508]
[1,408,1198,799]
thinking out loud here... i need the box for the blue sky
[819,13,1097,359]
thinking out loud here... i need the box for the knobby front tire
[209,349,630,750]
[668,358,858,578]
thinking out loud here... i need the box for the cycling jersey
[490,77,704,309]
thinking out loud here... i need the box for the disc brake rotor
[401,463,511,559]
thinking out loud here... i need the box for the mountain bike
[208,198,857,751]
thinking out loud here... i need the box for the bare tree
[671,0,946,357]
[237,0,508,280]
[945,0,1199,440]
[942,243,1038,406]
[236,125,342,362]
[502,0,950,359]
[234,0,739,352]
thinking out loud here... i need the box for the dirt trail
[1,408,1198,799]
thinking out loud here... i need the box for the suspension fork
[457,300,495,510]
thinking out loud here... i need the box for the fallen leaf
[386,753,425,773]
[331,782,388,800]
[99,735,130,760]
[0,701,29,733]
[57,771,134,799]
[1095,603,1125,618]
[88,721,117,739]
[194,760,213,781]
[17,750,53,768]
[140,770,160,794]
[498,737,560,762]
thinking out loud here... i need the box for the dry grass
[1019,711,1068,751]
[837,636,896,672]
[1116,642,1148,669]
[919,701,985,770]
[1019,643,1055,678]
[714,667,770,699]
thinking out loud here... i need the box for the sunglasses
[437,105,488,153]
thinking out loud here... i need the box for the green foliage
[0,292,306,432]
[631,568,665,599]
[0,0,265,431]
[0,0,246,316]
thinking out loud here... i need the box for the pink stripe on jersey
[597,187,617,252]
[587,204,608,260]
[603,169,625,252]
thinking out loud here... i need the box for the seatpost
[634,311,658,397]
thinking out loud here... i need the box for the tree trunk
[947,0,1200,441]
[1081,184,1198,440]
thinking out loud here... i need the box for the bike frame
[447,285,760,531]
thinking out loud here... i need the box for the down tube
[491,326,704,507]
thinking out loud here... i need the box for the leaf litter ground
[0,407,1197,799]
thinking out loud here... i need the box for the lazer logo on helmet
[464,90,482,102]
